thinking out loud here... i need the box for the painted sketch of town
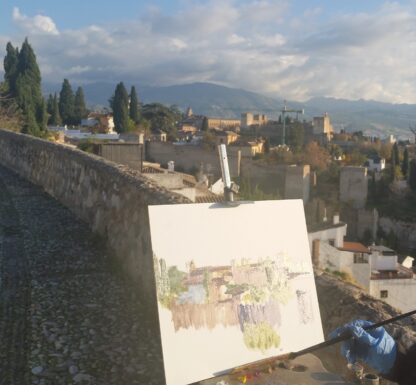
[154,253,314,353]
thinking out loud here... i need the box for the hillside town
[2,9,416,384]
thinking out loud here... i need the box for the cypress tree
[46,94,54,117]
[3,42,19,95]
[129,86,139,123]
[201,116,208,131]
[50,93,61,126]
[409,159,416,192]
[13,39,45,134]
[402,147,409,178]
[111,82,129,133]
[74,86,87,124]
[59,79,75,125]
[393,142,400,166]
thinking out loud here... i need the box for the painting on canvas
[148,200,323,385]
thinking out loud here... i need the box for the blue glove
[329,320,397,374]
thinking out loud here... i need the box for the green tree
[3,42,19,95]
[201,116,209,131]
[111,82,129,133]
[402,147,409,178]
[12,39,46,134]
[409,159,416,192]
[74,86,87,124]
[393,142,400,165]
[287,121,304,152]
[59,79,75,125]
[50,93,61,126]
[129,86,140,123]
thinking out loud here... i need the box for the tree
[263,138,270,154]
[3,42,18,95]
[111,82,129,133]
[201,116,209,131]
[74,86,87,124]
[129,86,140,123]
[59,79,75,125]
[49,93,61,126]
[303,141,330,171]
[10,38,46,134]
[402,147,409,178]
[393,142,400,166]
[391,144,398,181]
[287,121,304,152]
[409,159,416,192]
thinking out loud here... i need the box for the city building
[241,112,268,129]
[312,113,333,140]
[365,156,386,172]
[207,118,240,130]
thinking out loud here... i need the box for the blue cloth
[329,320,397,374]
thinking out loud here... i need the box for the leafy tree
[129,86,140,123]
[59,79,75,125]
[402,147,409,178]
[201,116,209,131]
[141,102,181,139]
[111,82,129,133]
[74,86,87,124]
[303,141,330,171]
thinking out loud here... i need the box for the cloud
[12,7,59,35]
[4,1,416,103]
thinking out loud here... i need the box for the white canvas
[148,200,324,385]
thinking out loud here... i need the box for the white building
[310,223,416,313]
[365,156,386,172]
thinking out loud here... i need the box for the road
[0,166,164,385]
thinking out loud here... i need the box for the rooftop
[338,242,370,254]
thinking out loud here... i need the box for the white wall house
[309,223,416,313]
[366,157,386,172]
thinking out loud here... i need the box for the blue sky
[1,1,416,102]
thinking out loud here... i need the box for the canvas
[148,200,324,385]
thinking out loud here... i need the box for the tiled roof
[338,242,370,254]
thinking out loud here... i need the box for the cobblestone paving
[0,166,165,385]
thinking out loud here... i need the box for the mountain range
[43,81,416,140]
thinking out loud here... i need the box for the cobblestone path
[0,166,164,385]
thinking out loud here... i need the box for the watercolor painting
[148,200,323,385]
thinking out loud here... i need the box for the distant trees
[409,159,416,192]
[59,79,75,125]
[110,82,130,133]
[3,39,46,136]
[303,141,330,172]
[46,93,61,126]
[74,86,87,124]
[141,102,181,140]
[201,116,209,131]
[402,147,409,178]
[129,86,140,124]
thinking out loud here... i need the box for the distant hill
[43,82,416,140]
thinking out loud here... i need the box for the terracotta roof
[338,242,370,254]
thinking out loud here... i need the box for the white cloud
[5,2,416,103]
[12,7,59,35]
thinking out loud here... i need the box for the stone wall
[0,129,188,300]
[340,166,368,208]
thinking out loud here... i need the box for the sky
[1,0,416,103]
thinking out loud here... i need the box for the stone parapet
[0,129,189,300]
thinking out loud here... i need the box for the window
[380,290,388,298]
[354,253,368,264]
[328,239,335,246]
